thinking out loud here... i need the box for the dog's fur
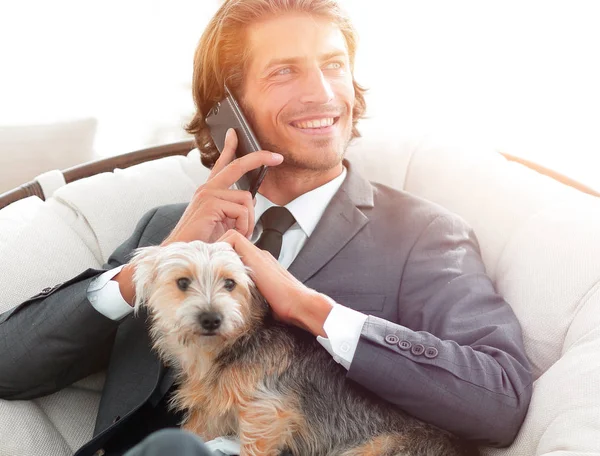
[131,241,479,456]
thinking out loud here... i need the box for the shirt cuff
[204,436,241,455]
[86,265,134,321]
[316,297,368,370]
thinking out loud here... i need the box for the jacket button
[411,343,425,356]
[93,450,106,456]
[424,347,439,358]
[398,340,412,350]
[384,334,399,345]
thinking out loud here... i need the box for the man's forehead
[246,14,349,74]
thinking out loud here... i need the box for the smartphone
[205,85,268,197]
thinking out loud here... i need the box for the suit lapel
[288,159,374,283]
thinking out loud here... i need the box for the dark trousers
[122,429,297,456]
[123,429,226,456]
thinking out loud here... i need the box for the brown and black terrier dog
[131,241,479,456]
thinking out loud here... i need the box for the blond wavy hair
[185,0,368,168]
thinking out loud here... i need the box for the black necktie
[255,206,296,259]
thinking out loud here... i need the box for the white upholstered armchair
[1,121,599,455]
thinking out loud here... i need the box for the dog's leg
[183,406,239,442]
[182,407,214,440]
[237,396,304,456]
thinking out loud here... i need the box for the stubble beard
[259,134,350,172]
[242,101,353,172]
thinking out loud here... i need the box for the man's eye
[224,279,236,291]
[177,278,191,291]
[324,61,344,70]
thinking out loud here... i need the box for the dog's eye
[177,278,191,291]
[224,279,236,291]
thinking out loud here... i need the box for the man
[0,1,532,455]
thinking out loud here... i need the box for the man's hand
[162,129,284,245]
[115,129,283,306]
[218,229,333,337]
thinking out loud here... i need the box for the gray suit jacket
[0,159,532,454]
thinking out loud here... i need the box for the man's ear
[129,245,163,314]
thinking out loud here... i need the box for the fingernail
[226,128,233,140]
[271,153,283,162]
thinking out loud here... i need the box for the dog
[130,241,479,456]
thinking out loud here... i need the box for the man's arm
[218,216,532,447]
[0,207,160,400]
[338,213,532,447]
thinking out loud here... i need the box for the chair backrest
[0,140,196,211]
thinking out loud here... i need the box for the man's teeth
[292,117,335,129]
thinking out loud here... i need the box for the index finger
[209,128,238,180]
[208,149,284,191]
[218,229,261,262]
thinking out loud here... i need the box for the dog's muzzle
[197,311,222,334]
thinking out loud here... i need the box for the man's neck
[258,162,344,206]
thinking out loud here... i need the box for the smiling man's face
[240,13,355,172]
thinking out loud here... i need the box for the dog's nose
[198,311,222,331]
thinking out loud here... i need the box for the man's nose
[298,67,334,105]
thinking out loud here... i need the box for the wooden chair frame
[0,140,195,210]
[0,141,596,211]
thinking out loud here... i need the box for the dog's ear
[129,245,163,314]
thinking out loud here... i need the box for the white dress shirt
[86,166,368,454]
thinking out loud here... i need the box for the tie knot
[259,206,296,235]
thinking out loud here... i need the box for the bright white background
[1,1,598,190]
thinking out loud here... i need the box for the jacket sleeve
[0,207,160,400]
[347,213,533,448]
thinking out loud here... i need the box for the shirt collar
[254,166,347,237]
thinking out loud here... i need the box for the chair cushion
[0,196,101,312]
[52,149,209,264]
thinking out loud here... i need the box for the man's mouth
[290,116,340,130]
[288,116,341,137]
